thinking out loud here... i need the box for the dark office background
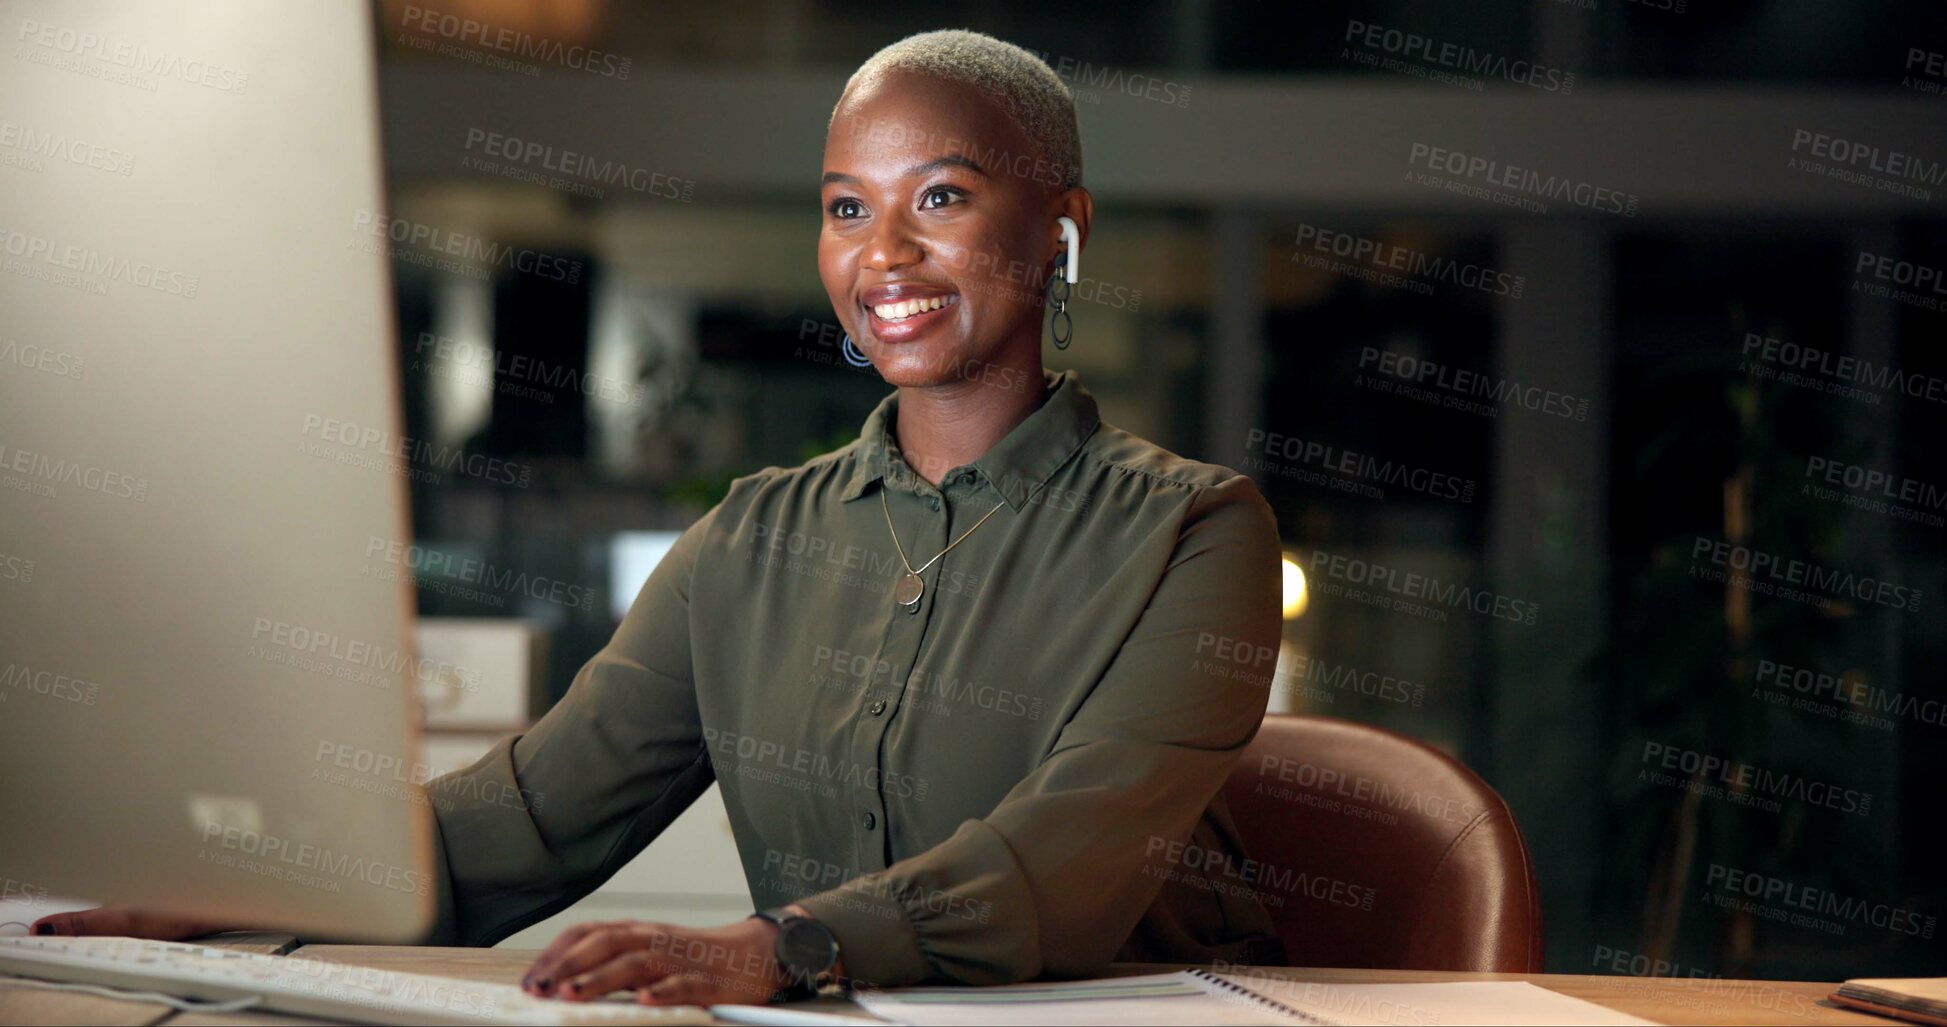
[370,0,1947,981]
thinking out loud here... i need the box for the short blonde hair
[834,29,1083,189]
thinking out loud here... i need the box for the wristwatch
[752,907,841,996]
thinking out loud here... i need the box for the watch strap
[752,907,840,997]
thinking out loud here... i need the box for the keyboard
[0,935,711,1025]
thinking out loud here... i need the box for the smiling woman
[818,33,1091,440]
[33,27,1287,1009]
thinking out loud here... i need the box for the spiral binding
[1187,968,1347,1026]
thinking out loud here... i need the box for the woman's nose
[861,212,924,271]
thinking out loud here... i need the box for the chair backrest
[1223,714,1544,972]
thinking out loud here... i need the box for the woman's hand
[521,915,796,1007]
[28,908,235,940]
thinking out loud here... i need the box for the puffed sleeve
[419,504,722,946]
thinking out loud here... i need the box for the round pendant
[893,573,924,607]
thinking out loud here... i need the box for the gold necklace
[880,487,1006,607]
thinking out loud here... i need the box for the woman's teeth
[872,295,955,321]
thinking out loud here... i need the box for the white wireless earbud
[1056,216,1079,285]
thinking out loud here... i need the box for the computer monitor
[0,1,433,941]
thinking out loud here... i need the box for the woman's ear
[1052,187,1094,271]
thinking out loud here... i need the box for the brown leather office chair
[1223,714,1544,972]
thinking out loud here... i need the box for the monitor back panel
[0,0,433,941]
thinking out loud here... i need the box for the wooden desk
[0,941,1909,1026]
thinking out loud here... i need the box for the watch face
[777,918,839,975]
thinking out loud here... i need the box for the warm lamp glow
[1281,556,1308,619]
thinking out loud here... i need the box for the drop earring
[1046,258,1071,350]
[1047,215,1080,351]
[841,332,872,368]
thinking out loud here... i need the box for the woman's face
[820,71,1071,388]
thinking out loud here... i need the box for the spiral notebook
[853,970,1658,1026]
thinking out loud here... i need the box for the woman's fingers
[555,947,679,1001]
[522,920,611,993]
[527,917,785,1006]
[527,921,650,997]
[29,908,216,939]
[638,972,715,1007]
[29,909,122,936]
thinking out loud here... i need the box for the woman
[37,29,1285,1006]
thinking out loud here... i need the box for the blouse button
[868,699,887,716]
[862,812,877,830]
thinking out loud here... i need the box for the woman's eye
[828,198,865,219]
[921,187,963,210]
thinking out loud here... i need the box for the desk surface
[0,936,1907,1027]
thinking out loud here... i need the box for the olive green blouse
[423,368,1287,985]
